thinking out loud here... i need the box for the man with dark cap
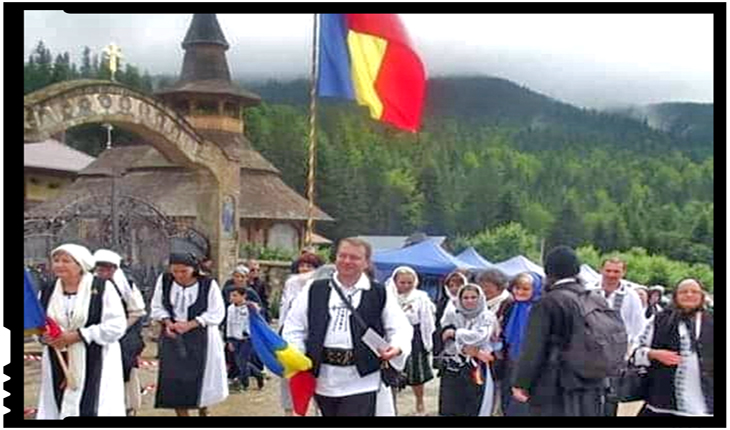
[510,246,608,416]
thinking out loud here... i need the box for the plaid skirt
[405,324,434,386]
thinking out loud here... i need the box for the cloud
[23,12,714,109]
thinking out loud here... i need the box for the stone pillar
[194,162,239,282]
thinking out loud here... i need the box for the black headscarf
[169,252,200,273]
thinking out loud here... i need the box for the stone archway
[24,79,241,278]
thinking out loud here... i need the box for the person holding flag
[35,244,127,419]
[282,238,413,416]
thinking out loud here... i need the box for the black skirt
[155,327,208,409]
[405,324,434,386]
[438,363,484,416]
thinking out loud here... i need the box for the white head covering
[233,265,250,276]
[51,244,95,272]
[93,249,122,267]
[649,285,666,294]
[455,283,486,319]
[387,266,421,307]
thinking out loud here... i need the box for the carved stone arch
[24,80,241,278]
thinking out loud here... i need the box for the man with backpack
[511,246,627,416]
[588,257,646,416]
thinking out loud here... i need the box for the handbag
[329,280,407,388]
[615,350,649,402]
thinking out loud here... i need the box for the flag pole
[305,13,320,248]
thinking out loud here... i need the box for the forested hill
[24,40,712,284]
[609,102,714,150]
[239,75,714,277]
[242,76,713,160]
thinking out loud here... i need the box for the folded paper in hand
[361,328,389,357]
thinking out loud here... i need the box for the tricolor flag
[24,268,46,335]
[318,13,426,132]
[248,305,316,415]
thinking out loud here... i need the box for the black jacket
[646,310,713,414]
[432,295,452,358]
[513,279,605,404]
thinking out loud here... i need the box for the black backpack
[553,284,628,380]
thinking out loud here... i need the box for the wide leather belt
[322,347,356,366]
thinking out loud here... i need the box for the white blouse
[150,276,225,327]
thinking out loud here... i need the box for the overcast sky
[23,12,714,109]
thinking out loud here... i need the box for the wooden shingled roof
[239,170,332,221]
[26,143,333,222]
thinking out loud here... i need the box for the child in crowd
[225,287,263,391]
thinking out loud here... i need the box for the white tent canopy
[492,255,545,278]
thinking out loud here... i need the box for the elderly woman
[150,253,228,416]
[500,272,543,416]
[387,266,436,415]
[93,249,147,417]
[36,244,127,419]
[634,279,713,416]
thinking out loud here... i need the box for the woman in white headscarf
[36,244,127,419]
[93,249,147,416]
[385,266,436,415]
[438,283,498,416]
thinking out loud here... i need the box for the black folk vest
[306,278,386,377]
[648,310,714,414]
[161,273,212,322]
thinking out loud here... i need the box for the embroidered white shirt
[282,272,413,397]
[589,281,646,345]
[226,304,250,340]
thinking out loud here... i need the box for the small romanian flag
[248,305,315,415]
[24,268,46,336]
[318,13,426,132]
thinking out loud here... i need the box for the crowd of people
[30,239,713,418]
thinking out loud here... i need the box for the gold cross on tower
[103,43,123,81]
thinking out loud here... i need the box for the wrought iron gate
[24,194,209,305]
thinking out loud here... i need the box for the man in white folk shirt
[283,237,413,416]
[589,257,646,417]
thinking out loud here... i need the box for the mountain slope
[242,76,712,159]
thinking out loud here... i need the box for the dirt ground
[23,327,644,418]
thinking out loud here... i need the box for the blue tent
[493,255,545,278]
[372,240,477,283]
[455,247,492,269]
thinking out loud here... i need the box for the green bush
[577,246,714,292]
[239,243,296,262]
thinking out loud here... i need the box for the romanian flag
[24,268,46,335]
[248,305,315,415]
[318,13,426,132]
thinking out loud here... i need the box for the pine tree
[80,46,92,78]
[546,197,586,251]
